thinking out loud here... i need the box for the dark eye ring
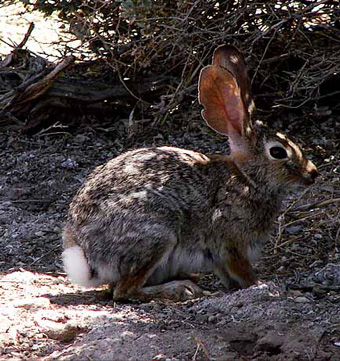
[270,146,288,159]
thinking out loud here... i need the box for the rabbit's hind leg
[112,250,206,302]
[113,265,205,302]
[112,232,177,302]
[112,262,158,302]
[114,278,205,303]
[138,280,206,302]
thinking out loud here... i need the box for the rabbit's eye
[269,146,288,159]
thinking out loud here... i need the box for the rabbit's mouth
[301,160,319,185]
[289,171,318,188]
[284,158,318,187]
[289,168,318,187]
[300,170,319,185]
[278,169,318,190]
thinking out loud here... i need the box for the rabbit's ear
[212,45,255,120]
[198,65,245,137]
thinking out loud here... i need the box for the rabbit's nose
[310,168,319,181]
[304,160,318,184]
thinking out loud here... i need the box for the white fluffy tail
[62,246,101,288]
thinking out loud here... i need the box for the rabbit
[62,45,318,302]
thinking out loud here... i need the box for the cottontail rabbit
[62,45,318,301]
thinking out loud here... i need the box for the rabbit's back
[69,146,218,224]
[63,147,227,287]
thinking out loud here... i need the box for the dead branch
[0,56,75,119]
[0,46,173,131]
[0,22,35,68]
[17,22,35,49]
[292,198,340,212]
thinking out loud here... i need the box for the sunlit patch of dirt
[0,2,77,60]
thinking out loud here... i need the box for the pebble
[11,297,50,309]
[208,315,216,323]
[285,225,303,234]
[73,134,88,144]
[61,158,78,169]
[43,324,80,343]
[256,332,283,352]
[294,296,310,303]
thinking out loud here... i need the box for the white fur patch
[169,248,212,275]
[62,246,101,288]
[123,164,139,175]
[149,246,214,285]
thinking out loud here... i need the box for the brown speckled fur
[62,46,318,301]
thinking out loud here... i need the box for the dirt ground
[0,119,339,361]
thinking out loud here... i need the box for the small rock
[12,297,50,310]
[73,134,88,144]
[256,333,283,353]
[208,315,216,323]
[285,225,303,234]
[294,296,310,303]
[312,285,327,298]
[61,158,78,169]
[44,324,80,343]
[151,355,179,361]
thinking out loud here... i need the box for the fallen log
[0,22,174,132]
[0,48,174,132]
[0,55,75,117]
